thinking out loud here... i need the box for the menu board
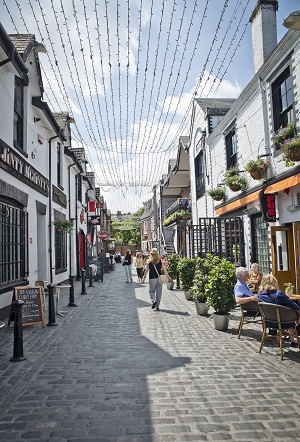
[87,257,103,282]
[9,286,44,327]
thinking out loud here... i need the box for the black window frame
[195,150,205,199]
[272,66,294,151]
[225,127,237,169]
[54,228,67,274]
[14,76,24,151]
[0,199,28,292]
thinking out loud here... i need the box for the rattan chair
[237,300,262,339]
[258,302,300,360]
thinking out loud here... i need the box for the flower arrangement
[245,157,270,180]
[283,282,294,295]
[207,186,226,201]
[53,218,74,233]
[224,166,248,192]
[163,210,192,227]
[272,122,296,147]
[280,136,300,167]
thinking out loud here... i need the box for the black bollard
[47,284,57,327]
[68,275,77,307]
[81,268,87,294]
[10,300,26,362]
[88,266,94,287]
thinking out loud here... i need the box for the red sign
[97,231,109,240]
[259,191,276,222]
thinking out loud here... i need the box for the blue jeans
[124,265,132,281]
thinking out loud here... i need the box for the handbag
[153,262,168,284]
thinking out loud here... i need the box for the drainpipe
[82,174,93,272]
[48,134,59,284]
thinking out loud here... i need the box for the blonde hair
[149,248,160,265]
[259,274,278,292]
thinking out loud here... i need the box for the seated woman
[258,274,300,347]
[248,263,263,293]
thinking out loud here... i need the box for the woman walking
[122,250,132,282]
[135,252,144,283]
[142,248,171,311]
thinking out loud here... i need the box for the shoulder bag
[153,262,168,284]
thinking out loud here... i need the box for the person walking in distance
[122,250,132,282]
[135,252,144,283]
[142,248,171,311]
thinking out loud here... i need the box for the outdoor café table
[287,294,300,302]
[52,285,71,317]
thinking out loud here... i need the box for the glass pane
[275,230,289,271]
[286,89,293,108]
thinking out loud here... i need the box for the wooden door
[270,226,296,292]
[293,222,300,294]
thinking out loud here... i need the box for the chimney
[250,0,278,74]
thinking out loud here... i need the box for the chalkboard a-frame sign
[8,286,45,327]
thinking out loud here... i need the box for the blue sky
[1,0,299,213]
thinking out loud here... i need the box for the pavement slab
[0,263,300,441]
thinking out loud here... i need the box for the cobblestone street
[1,263,300,441]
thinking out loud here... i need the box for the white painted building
[188,0,300,291]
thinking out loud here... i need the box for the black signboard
[9,286,44,327]
[98,253,110,274]
[87,257,103,282]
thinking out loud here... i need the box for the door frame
[270,225,296,293]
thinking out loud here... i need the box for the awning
[215,191,259,216]
[264,173,300,194]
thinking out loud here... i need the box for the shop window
[195,150,205,199]
[54,228,67,273]
[14,76,24,150]
[225,127,237,168]
[272,66,294,148]
[0,201,28,290]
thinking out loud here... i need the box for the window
[54,229,67,273]
[77,174,82,203]
[251,214,271,275]
[225,128,237,168]
[14,77,24,150]
[57,142,62,187]
[272,66,293,136]
[0,200,28,290]
[195,150,205,199]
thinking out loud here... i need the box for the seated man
[234,267,258,305]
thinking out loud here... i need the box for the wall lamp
[283,11,300,30]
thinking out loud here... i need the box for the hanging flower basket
[224,166,248,192]
[207,187,226,201]
[283,139,300,162]
[280,136,300,166]
[245,157,270,181]
[228,183,243,192]
[53,218,74,233]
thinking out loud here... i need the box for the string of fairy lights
[1,0,256,212]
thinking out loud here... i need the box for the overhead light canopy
[283,10,300,30]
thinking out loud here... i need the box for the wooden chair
[237,301,261,339]
[258,302,300,360]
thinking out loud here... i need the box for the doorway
[270,225,297,293]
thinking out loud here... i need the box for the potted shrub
[207,186,226,202]
[224,166,248,192]
[166,254,180,290]
[205,258,237,330]
[283,282,295,297]
[53,218,74,233]
[191,255,221,316]
[177,258,196,300]
[245,157,270,180]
